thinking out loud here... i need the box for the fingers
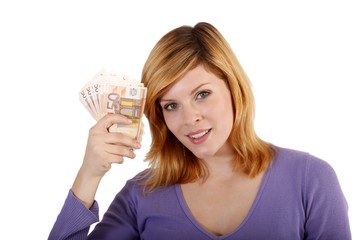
[104,132,141,148]
[96,113,133,133]
[83,114,143,177]
[99,113,142,151]
[90,113,141,154]
[104,143,137,160]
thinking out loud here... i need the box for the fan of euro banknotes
[79,69,147,139]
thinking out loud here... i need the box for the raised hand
[72,113,141,208]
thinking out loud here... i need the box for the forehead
[161,65,218,98]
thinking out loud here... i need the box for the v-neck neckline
[174,162,273,239]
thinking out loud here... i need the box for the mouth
[188,129,210,138]
[187,129,211,143]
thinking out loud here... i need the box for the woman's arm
[304,156,351,240]
[48,114,141,240]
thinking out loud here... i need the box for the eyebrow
[160,82,210,102]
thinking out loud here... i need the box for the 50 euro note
[104,83,147,140]
[79,69,147,140]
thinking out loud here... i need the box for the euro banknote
[79,69,147,139]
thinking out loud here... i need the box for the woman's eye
[196,91,210,99]
[164,103,177,110]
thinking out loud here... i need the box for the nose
[182,103,201,125]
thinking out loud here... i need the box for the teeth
[189,130,209,139]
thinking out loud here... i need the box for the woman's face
[159,65,234,160]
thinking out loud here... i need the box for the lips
[187,129,211,144]
[188,129,210,138]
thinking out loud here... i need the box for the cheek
[213,96,233,119]
[215,97,234,130]
[163,114,179,135]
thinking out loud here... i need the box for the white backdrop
[0,0,358,239]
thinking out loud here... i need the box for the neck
[202,150,238,181]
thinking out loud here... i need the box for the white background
[0,0,359,239]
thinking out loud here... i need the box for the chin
[190,143,232,160]
[191,149,218,160]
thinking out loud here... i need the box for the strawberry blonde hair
[141,22,274,190]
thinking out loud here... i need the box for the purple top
[48,147,351,239]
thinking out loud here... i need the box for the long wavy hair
[141,22,274,190]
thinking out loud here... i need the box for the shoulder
[271,146,342,195]
[118,169,150,195]
[118,169,175,200]
[263,146,350,238]
[272,146,334,174]
[268,146,340,192]
[125,169,151,186]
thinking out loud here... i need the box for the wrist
[71,169,102,209]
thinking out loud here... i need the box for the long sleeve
[303,155,351,239]
[48,190,99,240]
[87,179,141,239]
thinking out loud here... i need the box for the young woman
[49,22,351,239]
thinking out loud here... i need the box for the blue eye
[164,103,177,110]
[196,91,210,99]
